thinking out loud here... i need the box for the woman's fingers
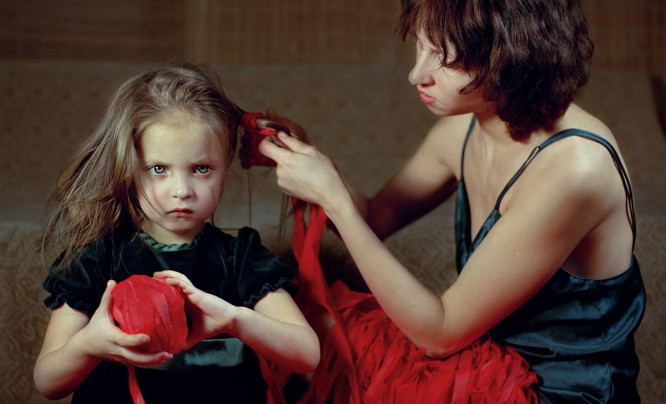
[276,132,307,151]
[258,132,312,164]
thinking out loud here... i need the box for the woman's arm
[259,125,618,358]
[365,117,463,239]
[257,123,457,353]
[34,281,172,399]
[155,271,320,374]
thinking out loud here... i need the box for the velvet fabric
[43,224,296,404]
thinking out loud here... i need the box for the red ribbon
[239,112,279,168]
[290,199,361,404]
[239,110,361,402]
[259,199,361,404]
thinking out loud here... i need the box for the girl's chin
[143,223,204,245]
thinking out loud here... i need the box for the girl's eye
[195,165,211,174]
[149,166,166,175]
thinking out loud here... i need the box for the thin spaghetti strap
[493,129,637,248]
[460,116,477,178]
[559,130,637,249]
[494,145,542,210]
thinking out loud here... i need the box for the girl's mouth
[168,208,193,217]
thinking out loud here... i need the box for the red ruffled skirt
[260,202,538,403]
[316,280,539,404]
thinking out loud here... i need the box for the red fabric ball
[111,274,188,354]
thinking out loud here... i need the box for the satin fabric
[455,117,646,403]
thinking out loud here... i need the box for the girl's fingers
[122,349,173,367]
[95,280,116,316]
[152,270,180,280]
[153,270,193,287]
[116,331,150,348]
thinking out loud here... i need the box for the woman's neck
[474,111,551,150]
[473,113,517,147]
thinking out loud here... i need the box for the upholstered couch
[1,61,664,403]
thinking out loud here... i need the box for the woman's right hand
[264,107,310,144]
[258,132,353,217]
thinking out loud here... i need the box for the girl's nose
[173,176,192,200]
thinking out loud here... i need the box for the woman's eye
[148,166,166,175]
[195,165,211,174]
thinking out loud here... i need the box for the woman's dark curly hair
[399,0,594,141]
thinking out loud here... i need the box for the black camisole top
[455,117,645,403]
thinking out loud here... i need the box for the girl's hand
[81,281,173,366]
[258,133,351,216]
[153,271,238,349]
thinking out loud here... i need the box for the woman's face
[408,31,485,116]
[136,112,226,244]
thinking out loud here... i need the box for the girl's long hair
[42,62,241,271]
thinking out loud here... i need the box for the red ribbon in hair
[111,274,188,404]
[239,112,280,168]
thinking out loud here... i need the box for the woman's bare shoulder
[559,104,617,144]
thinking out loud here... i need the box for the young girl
[259,0,645,402]
[33,62,319,403]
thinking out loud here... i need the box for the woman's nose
[408,51,435,87]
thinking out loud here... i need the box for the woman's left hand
[153,271,238,349]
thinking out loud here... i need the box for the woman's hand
[258,133,352,217]
[81,281,173,366]
[264,107,310,144]
[153,271,238,349]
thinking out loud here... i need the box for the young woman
[259,0,645,402]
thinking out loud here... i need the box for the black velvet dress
[43,224,296,404]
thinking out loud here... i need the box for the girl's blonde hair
[42,62,241,270]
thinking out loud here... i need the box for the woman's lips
[419,91,436,105]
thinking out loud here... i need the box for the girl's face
[137,112,226,244]
[408,31,485,116]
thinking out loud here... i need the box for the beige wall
[1,0,664,126]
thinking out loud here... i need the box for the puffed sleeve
[232,227,297,307]
[42,240,111,317]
